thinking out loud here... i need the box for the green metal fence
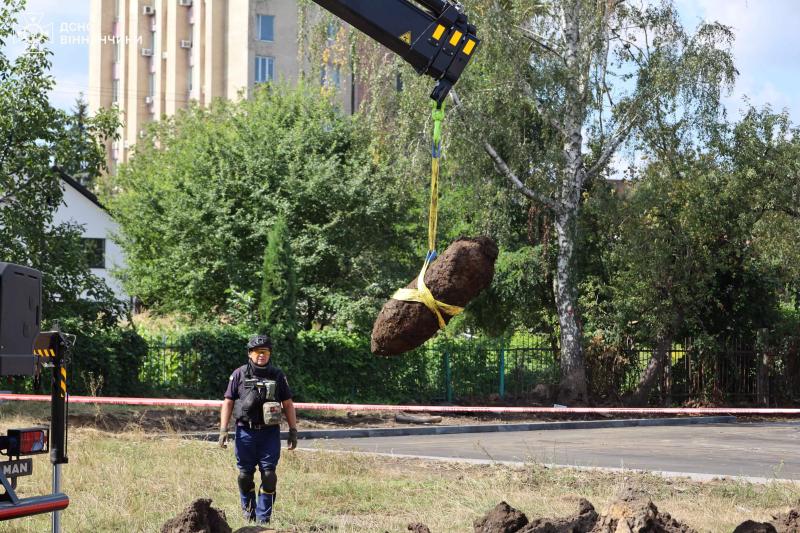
[141,335,561,403]
[140,334,800,405]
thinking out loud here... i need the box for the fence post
[756,329,769,406]
[498,346,505,400]
[444,351,452,403]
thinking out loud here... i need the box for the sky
[6,0,800,123]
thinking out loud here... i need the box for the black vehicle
[0,263,70,526]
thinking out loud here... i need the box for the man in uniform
[219,334,298,525]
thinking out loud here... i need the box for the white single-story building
[51,170,127,301]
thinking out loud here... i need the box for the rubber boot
[238,472,257,522]
[256,488,275,524]
[240,490,256,522]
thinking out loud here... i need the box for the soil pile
[522,499,598,532]
[161,499,231,533]
[771,508,800,532]
[371,236,498,356]
[472,489,695,533]
[591,488,695,533]
[473,501,529,532]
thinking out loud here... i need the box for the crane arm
[311,0,480,104]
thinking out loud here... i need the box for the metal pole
[498,347,505,400]
[444,352,452,403]
[52,464,62,533]
[49,331,68,533]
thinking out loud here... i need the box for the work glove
[218,429,229,449]
[287,427,298,450]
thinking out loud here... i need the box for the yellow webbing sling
[391,102,464,329]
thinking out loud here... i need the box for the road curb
[297,448,798,485]
[183,416,736,442]
[290,415,736,440]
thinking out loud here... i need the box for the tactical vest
[232,363,282,426]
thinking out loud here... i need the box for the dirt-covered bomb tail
[371,236,498,356]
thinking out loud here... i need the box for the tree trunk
[554,209,587,403]
[756,329,770,406]
[625,334,672,406]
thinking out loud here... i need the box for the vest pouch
[262,401,282,426]
[236,386,266,424]
[262,380,277,401]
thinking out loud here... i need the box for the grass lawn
[2,408,799,532]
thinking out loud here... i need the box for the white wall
[52,181,128,301]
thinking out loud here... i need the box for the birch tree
[301,1,735,401]
[451,0,736,402]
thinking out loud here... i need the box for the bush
[70,328,149,397]
[139,326,451,403]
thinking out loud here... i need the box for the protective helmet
[247,334,273,351]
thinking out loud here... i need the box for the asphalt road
[299,422,800,481]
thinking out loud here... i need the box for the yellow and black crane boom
[311,0,480,103]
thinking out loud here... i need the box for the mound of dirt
[474,488,696,533]
[522,499,598,533]
[771,508,800,532]
[371,236,498,356]
[408,523,432,533]
[161,499,231,533]
[592,488,695,533]
[473,501,529,532]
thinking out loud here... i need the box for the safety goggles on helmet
[247,334,273,351]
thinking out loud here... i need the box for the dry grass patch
[1,411,799,532]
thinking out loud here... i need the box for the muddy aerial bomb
[371,237,498,356]
[307,1,488,356]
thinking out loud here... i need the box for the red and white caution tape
[1,394,800,415]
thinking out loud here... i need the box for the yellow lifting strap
[391,101,464,329]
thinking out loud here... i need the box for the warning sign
[399,31,412,45]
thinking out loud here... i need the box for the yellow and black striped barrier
[33,348,57,358]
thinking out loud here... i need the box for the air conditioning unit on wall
[180,40,192,49]
[145,96,153,104]
[141,48,153,57]
[142,6,155,16]
[179,0,193,6]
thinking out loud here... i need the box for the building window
[148,73,155,97]
[326,22,338,41]
[187,65,193,93]
[255,56,274,83]
[257,15,274,42]
[111,79,119,103]
[83,239,106,269]
[321,64,341,89]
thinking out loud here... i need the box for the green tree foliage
[259,215,298,334]
[581,106,800,403]
[53,94,119,189]
[0,1,138,396]
[725,107,800,310]
[322,0,736,402]
[111,83,419,327]
[0,0,123,329]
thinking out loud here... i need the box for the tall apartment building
[89,0,307,170]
